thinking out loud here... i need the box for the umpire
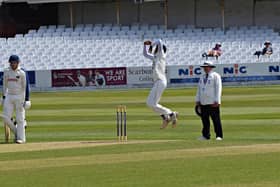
[195,61,223,140]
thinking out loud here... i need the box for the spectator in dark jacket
[254,41,273,59]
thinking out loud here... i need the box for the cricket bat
[67,75,79,86]
[4,124,10,143]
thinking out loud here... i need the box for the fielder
[2,55,31,144]
[143,39,178,129]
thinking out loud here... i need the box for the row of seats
[0,24,279,71]
[20,24,275,38]
[35,24,272,31]
[20,32,276,39]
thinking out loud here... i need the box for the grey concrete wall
[196,0,221,27]
[58,2,117,26]
[57,0,280,29]
[255,0,280,28]
[119,0,138,25]
[82,2,116,24]
[58,3,70,26]
[225,0,253,27]
[168,0,195,27]
[140,1,164,25]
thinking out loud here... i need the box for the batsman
[1,55,31,144]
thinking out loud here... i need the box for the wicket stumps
[116,105,127,141]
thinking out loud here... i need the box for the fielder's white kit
[2,66,30,143]
[143,40,173,117]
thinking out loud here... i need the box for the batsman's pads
[0,114,16,126]
[24,101,31,109]
[0,114,17,134]
[195,105,202,117]
[0,97,5,106]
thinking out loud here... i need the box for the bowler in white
[143,39,178,129]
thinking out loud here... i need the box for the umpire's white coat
[143,39,172,116]
[3,66,27,142]
[196,71,222,105]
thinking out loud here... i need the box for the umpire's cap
[200,61,216,68]
[9,55,20,63]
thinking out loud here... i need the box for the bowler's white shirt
[196,71,222,105]
[3,67,26,97]
[143,40,167,82]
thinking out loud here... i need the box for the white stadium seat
[0,24,279,71]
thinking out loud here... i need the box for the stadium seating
[0,24,279,71]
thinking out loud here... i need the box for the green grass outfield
[0,86,280,187]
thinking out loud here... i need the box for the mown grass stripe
[1,143,280,171]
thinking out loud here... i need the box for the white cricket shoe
[216,137,223,141]
[171,112,179,128]
[160,116,171,129]
[16,140,25,144]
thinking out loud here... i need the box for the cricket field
[0,86,280,187]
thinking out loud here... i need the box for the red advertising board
[52,67,127,87]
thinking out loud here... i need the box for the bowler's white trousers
[146,79,172,115]
[3,94,26,142]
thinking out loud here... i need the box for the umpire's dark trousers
[200,105,223,139]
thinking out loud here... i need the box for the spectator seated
[254,41,273,59]
[202,43,222,60]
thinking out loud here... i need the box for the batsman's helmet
[9,55,20,63]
